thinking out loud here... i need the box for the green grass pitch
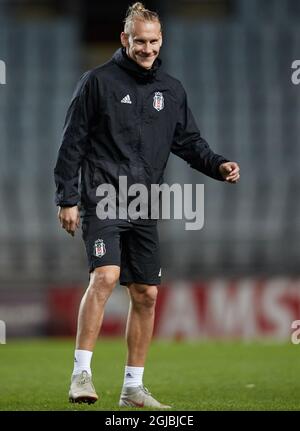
[0,338,299,411]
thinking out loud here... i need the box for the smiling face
[121,19,162,70]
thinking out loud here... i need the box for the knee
[130,285,158,310]
[89,267,119,299]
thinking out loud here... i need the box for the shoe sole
[119,399,171,409]
[69,395,98,405]
[119,399,144,408]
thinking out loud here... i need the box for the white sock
[72,349,93,376]
[123,366,144,388]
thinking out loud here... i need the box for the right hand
[58,206,80,237]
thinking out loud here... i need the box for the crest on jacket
[153,92,164,111]
[94,239,106,258]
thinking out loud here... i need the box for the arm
[171,85,239,182]
[54,71,98,235]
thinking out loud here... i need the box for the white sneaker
[69,370,98,404]
[119,385,171,409]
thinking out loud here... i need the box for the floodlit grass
[0,338,300,411]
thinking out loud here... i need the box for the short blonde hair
[124,2,161,34]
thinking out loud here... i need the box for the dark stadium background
[0,0,300,343]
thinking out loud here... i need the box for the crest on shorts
[153,92,164,111]
[94,239,106,258]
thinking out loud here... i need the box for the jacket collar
[112,48,161,82]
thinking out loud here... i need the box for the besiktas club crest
[153,92,164,111]
[94,239,106,258]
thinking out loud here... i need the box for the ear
[159,33,163,48]
[120,32,128,48]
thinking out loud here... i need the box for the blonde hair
[124,2,161,34]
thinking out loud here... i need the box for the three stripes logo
[121,94,132,104]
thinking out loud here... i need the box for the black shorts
[82,217,161,286]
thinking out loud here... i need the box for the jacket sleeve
[171,85,228,181]
[54,71,98,206]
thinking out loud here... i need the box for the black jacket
[54,48,228,217]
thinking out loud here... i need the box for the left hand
[219,162,240,184]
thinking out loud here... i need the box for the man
[54,2,240,409]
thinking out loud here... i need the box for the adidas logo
[126,372,133,378]
[121,94,132,104]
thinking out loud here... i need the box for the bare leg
[76,265,120,351]
[125,283,158,366]
[119,284,171,408]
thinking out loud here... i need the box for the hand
[58,206,80,236]
[219,162,240,184]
